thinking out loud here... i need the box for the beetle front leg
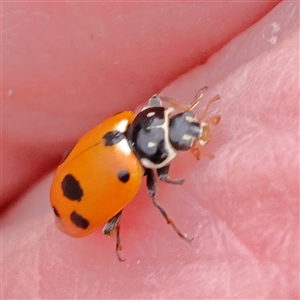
[103,210,125,262]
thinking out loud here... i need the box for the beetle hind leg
[103,210,125,262]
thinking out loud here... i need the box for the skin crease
[1,1,299,299]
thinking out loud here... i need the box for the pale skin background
[1,2,299,299]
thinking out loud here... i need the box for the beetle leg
[157,165,184,185]
[159,95,196,111]
[197,95,220,121]
[159,86,209,112]
[103,210,125,262]
[190,141,214,160]
[145,169,193,243]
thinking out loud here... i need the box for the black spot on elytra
[117,170,130,183]
[61,174,83,201]
[103,131,124,146]
[52,206,60,218]
[70,211,89,229]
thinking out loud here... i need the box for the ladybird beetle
[50,87,220,261]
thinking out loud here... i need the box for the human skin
[2,2,299,299]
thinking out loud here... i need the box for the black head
[169,111,201,151]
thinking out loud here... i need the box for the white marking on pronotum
[147,112,155,118]
[147,142,156,148]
